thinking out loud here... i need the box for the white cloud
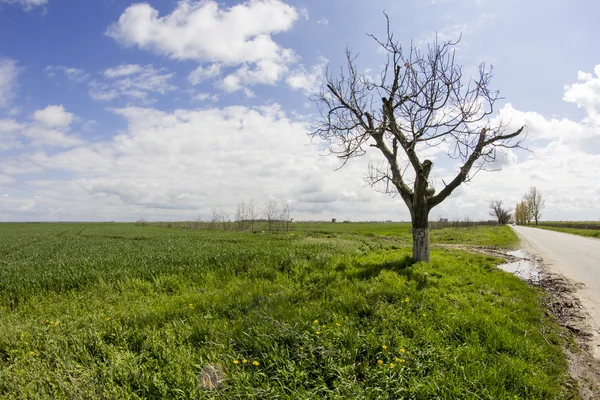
[89,64,175,101]
[0,58,19,109]
[106,0,298,65]
[0,105,81,150]
[0,118,25,150]
[222,60,288,93]
[45,66,90,83]
[33,105,73,128]
[563,64,600,115]
[103,64,144,78]
[0,0,46,11]
[286,58,327,94]
[187,64,222,85]
[317,17,328,25]
[106,0,301,93]
[192,92,219,102]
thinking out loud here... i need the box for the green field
[0,223,573,399]
[535,222,600,239]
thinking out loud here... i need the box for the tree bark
[411,208,430,263]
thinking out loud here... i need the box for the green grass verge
[534,225,600,239]
[0,223,571,399]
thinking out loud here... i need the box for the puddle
[498,249,541,282]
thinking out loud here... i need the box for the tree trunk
[411,209,430,263]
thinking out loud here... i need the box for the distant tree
[263,200,279,232]
[524,186,545,226]
[279,201,292,232]
[235,202,247,231]
[489,200,512,225]
[514,201,529,225]
[309,14,525,262]
[247,199,258,232]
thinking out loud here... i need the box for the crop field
[536,221,600,239]
[0,223,573,399]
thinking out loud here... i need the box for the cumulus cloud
[33,105,73,128]
[222,60,288,93]
[0,58,19,109]
[0,105,81,151]
[106,0,301,93]
[188,64,222,85]
[286,58,327,94]
[563,65,600,115]
[106,0,298,64]
[89,64,175,101]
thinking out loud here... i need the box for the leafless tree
[263,200,279,232]
[235,202,247,231]
[211,207,230,230]
[279,200,292,232]
[247,199,258,232]
[489,200,512,225]
[309,15,526,262]
[524,186,545,226]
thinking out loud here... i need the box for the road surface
[511,225,600,358]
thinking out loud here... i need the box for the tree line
[489,186,545,226]
[208,200,292,232]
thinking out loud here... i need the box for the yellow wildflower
[404,298,410,302]
[188,304,194,309]
[398,359,405,363]
[313,320,318,324]
[28,351,35,356]
[335,323,341,327]
[316,331,321,335]
[269,293,272,296]
[390,363,395,367]
[242,359,247,364]
[105,317,111,321]
[321,325,326,329]
[377,360,383,365]
[252,361,259,366]
[233,360,239,365]
[399,348,405,353]
[395,357,401,362]
[382,345,387,350]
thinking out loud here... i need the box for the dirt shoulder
[438,244,600,399]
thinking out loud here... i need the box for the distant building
[332,218,337,223]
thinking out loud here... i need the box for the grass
[0,223,572,399]
[534,225,600,239]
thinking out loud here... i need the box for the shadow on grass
[349,255,414,280]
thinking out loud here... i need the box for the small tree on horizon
[310,14,526,262]
[524,186,545,225]
[489,200,512,225]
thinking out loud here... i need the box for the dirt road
[511,225,600,357]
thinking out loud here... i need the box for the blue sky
[1,0,599,222]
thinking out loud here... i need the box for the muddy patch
[497,249,541,282]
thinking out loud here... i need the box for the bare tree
[263,200,279,232]
[524,186,545,226]
[489,200,512,225]
[235,202,247,231]
[309,15,525,262]
[247,199,259,232]
[279,200,292,232]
